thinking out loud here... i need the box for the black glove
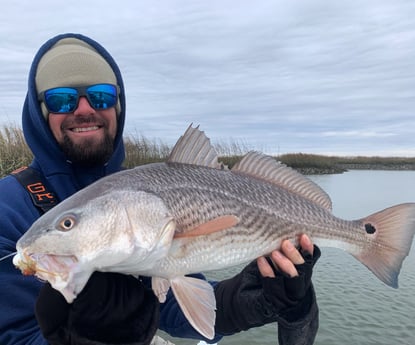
[35,272,159,345]
[214,245,321,335]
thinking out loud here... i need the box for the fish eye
[58,215,76,231]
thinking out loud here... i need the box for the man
[0,33,320,345]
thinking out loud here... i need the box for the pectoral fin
[174,215,239,239]
[170,276,216,340]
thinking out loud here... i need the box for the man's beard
[61,129,115,167]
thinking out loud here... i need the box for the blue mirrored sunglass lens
[86,84,117,109]
[44,88,78,113]
[43,84,118,113]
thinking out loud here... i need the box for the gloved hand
[35,272,159,345]
[214,237,321,335]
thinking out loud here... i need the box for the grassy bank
[0,126,32,176]
[277,153,415,174]
[1,125,414,178]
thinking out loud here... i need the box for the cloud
[1,0,415,156]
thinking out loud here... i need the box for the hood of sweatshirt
[22,33,126,200]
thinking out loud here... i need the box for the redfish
[13,125,415,339]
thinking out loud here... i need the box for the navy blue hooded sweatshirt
[0,33,221,345]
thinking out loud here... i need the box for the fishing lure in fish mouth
[13,252,37,276]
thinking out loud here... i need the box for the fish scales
[88,162,390,274]
[12,125,415,340]
[101,163,367,276]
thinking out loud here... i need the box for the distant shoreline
[295,163,415,175]
[273,153,415,175]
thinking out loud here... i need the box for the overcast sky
[1,0,415,156]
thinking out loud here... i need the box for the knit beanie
[35,37,120,118]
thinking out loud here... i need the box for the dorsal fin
[231,152,332,210]
[168,124,225,169]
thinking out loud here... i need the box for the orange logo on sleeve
[27,182,55,201]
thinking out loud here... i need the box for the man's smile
[69,125,102,133]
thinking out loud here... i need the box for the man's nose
[73,96,94,115]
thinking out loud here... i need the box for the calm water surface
[159,170,415,345]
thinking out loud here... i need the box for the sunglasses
[38,83,119,114]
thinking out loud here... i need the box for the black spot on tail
[365,223,377,234]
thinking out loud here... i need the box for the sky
[1,0,415,156]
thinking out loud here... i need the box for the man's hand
[35,272,160,345]
[257,234,314,278]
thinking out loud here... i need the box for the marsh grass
[123,135,171,168]
[0,125,414,178]
[0,125,33,176]
[279,153,337,170]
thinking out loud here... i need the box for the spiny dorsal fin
[168,124,225,169]
[231,152,332,210]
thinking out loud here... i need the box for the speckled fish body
[13,125,415,339]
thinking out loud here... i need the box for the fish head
[13,187,176,302]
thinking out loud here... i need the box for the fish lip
[16,252,79,282]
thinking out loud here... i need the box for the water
[158,170,415,345]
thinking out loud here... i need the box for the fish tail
[355,203,415,288]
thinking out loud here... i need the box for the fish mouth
[14,251,78,283]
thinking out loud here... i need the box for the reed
[0,125,33,176]
[123,134,171,168]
